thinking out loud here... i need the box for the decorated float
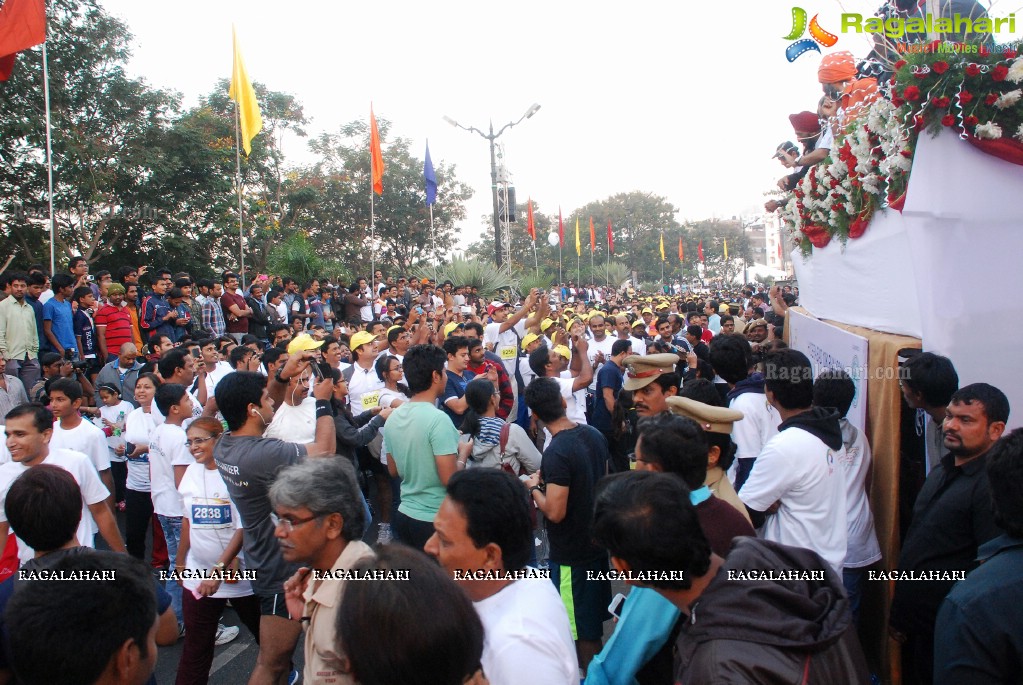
[772,42,1023,683]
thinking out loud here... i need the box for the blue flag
[424,141,437,206]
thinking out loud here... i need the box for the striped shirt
[95,304,134,358]
[202,298,226,338]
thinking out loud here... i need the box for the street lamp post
[443,103,541,267]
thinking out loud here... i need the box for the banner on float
[788,310,868,432]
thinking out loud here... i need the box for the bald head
[118,343,139,368]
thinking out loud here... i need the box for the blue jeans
[842,567,864,626]
[157,514,183,624]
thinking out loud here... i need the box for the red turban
[789,111,820,134]
[818,51,858,84]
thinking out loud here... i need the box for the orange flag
[370,105,384,195]
[526,198,536,241]
[589,217,596,252]
[678,237,684,262]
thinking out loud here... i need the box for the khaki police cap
[622,353,680,391]
[665,397,744,434]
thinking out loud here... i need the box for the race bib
[500,346,517,360]
[361,391,382,411]
[191,500,233,528]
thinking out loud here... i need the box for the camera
[64,349,89,371]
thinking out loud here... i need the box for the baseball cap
[521,332,541,349]
[349,331,376,352]
[443,321,464,337]
[287,333,324,355]
[486,301,510,317]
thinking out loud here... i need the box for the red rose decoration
[965,115,979,127]
[913,115,925,131]
[900,149,913,158]
[1005,49,1018,59]
[848,215,869,239]
[937,96,951,108]
[808,232,831,248]
[960,91,974,105]
[965,63,981,77]
[932,61,950,75]
[942,115,955,126]
[992,65,1009,81]
[913,71,928,79]
[894,59,907,70]
[891,97,905,107]
[904,86,921,101]
[985,93,999,105]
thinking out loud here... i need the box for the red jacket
[467,358,514,420]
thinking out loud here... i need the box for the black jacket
[676,537,871,684]
[246,296,270,341]
[333,404,384,462]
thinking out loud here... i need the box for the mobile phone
[608,593,626,619]
[86,274,95,282]
[309,361,325,381]
[190,348,201,359]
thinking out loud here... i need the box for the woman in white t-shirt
[175,417,259,685]
[123,373,161,561]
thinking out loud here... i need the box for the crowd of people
[0,255,1018,685]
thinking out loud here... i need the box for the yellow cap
[521,332,541,349]
[443,321,463,337]
[540,318,555,332]
[287,333,324,355]
[349,331,376,352]
[553,345,572,360]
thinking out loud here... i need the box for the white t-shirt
[95,401,134,464]
[264,397,317,444]
[123,407,157,492]
[586,335,615,391]
[178,463,253,598]
[377,388,407,410]
[485,320,527,378]
[347,364,384,417]
[557,376,587,425]
[839,419,881,568]
[50,419,111,474]
[738,425,848,575]
[727,391,780,479]
[475,575,579,685]
[205,361,234,397]
[628,336,647,356]
[0,448,109,566]
[148,422,194,517]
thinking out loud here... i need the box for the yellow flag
[723,239,729,260]
[229,26,263,156]
[575,217,581,257]
[659,233,665,261]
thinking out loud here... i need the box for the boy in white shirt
[46,377,114,506]
[149,383,196,629]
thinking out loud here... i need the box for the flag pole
[370,185,376,300]
[427,204,435,267]
[42,43,56,275]
[533,240,539,278]
[234,104,246,290]
[558,240,562,286]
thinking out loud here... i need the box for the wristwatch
[528,485,542,496]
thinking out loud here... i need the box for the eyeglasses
[184,435,216,448]
[270,512,323,533]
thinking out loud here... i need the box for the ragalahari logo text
[784,7,839,62]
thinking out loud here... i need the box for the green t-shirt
[385,400,459,522]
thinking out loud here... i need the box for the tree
[294,118,473,276]
[568,192,682,284]
[0,0,180,269]
[678,219,752,285]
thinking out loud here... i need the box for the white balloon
[547,232,559,247]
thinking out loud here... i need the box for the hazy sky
[98,0,1022,250]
